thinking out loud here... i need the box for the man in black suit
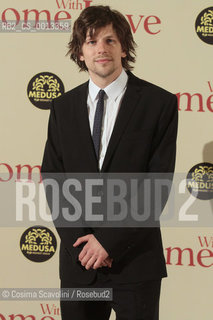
[41,5,178,320]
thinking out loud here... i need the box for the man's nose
[97,40,107,54]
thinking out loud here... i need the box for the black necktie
[92,89,105,159]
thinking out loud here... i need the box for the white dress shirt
[87,69,128,170]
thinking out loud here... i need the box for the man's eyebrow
[104,34,115,37]
[86,33,116,40]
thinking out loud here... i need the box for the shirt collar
[88,69,128,102]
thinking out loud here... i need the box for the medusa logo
[20,226,57,262]
[192,166,213,183]
[195,7,213,45]
[27,72,65,109]
[187,163,213,200]
[32,75,60,93]
[25,228,52,245]
[200,10,213,26]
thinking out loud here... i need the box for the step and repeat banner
[0,0,212,319]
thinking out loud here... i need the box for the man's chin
[95,68,116,79]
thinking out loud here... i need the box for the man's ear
[79,54,85,61]
[121,51,127,58]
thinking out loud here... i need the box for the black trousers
[60,271,161,320]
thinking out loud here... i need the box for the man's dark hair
[67,5,137,71]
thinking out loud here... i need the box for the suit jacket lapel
[101,72,143,172]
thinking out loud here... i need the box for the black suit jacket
[41,71,178,284]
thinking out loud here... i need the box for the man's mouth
[95,58,112,63]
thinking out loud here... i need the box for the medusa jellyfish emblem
[25,228,52,245]
[32,75,60,93]
[200,10,213,26]
[192,165,213,183]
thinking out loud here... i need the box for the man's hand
[73,234,112,270]
[101,257,113,268]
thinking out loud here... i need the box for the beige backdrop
[0,0,213,319]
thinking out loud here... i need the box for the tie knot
[98,89,105,100]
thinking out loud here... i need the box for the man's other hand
[101,257,113,268]
[73,234,112,270]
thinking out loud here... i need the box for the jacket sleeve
[41,100,91,263]
[93,94,178,261]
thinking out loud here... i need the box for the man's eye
[87,40,96,45]
[107,39,114,43]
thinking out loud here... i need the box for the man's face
[79,24,126,86]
